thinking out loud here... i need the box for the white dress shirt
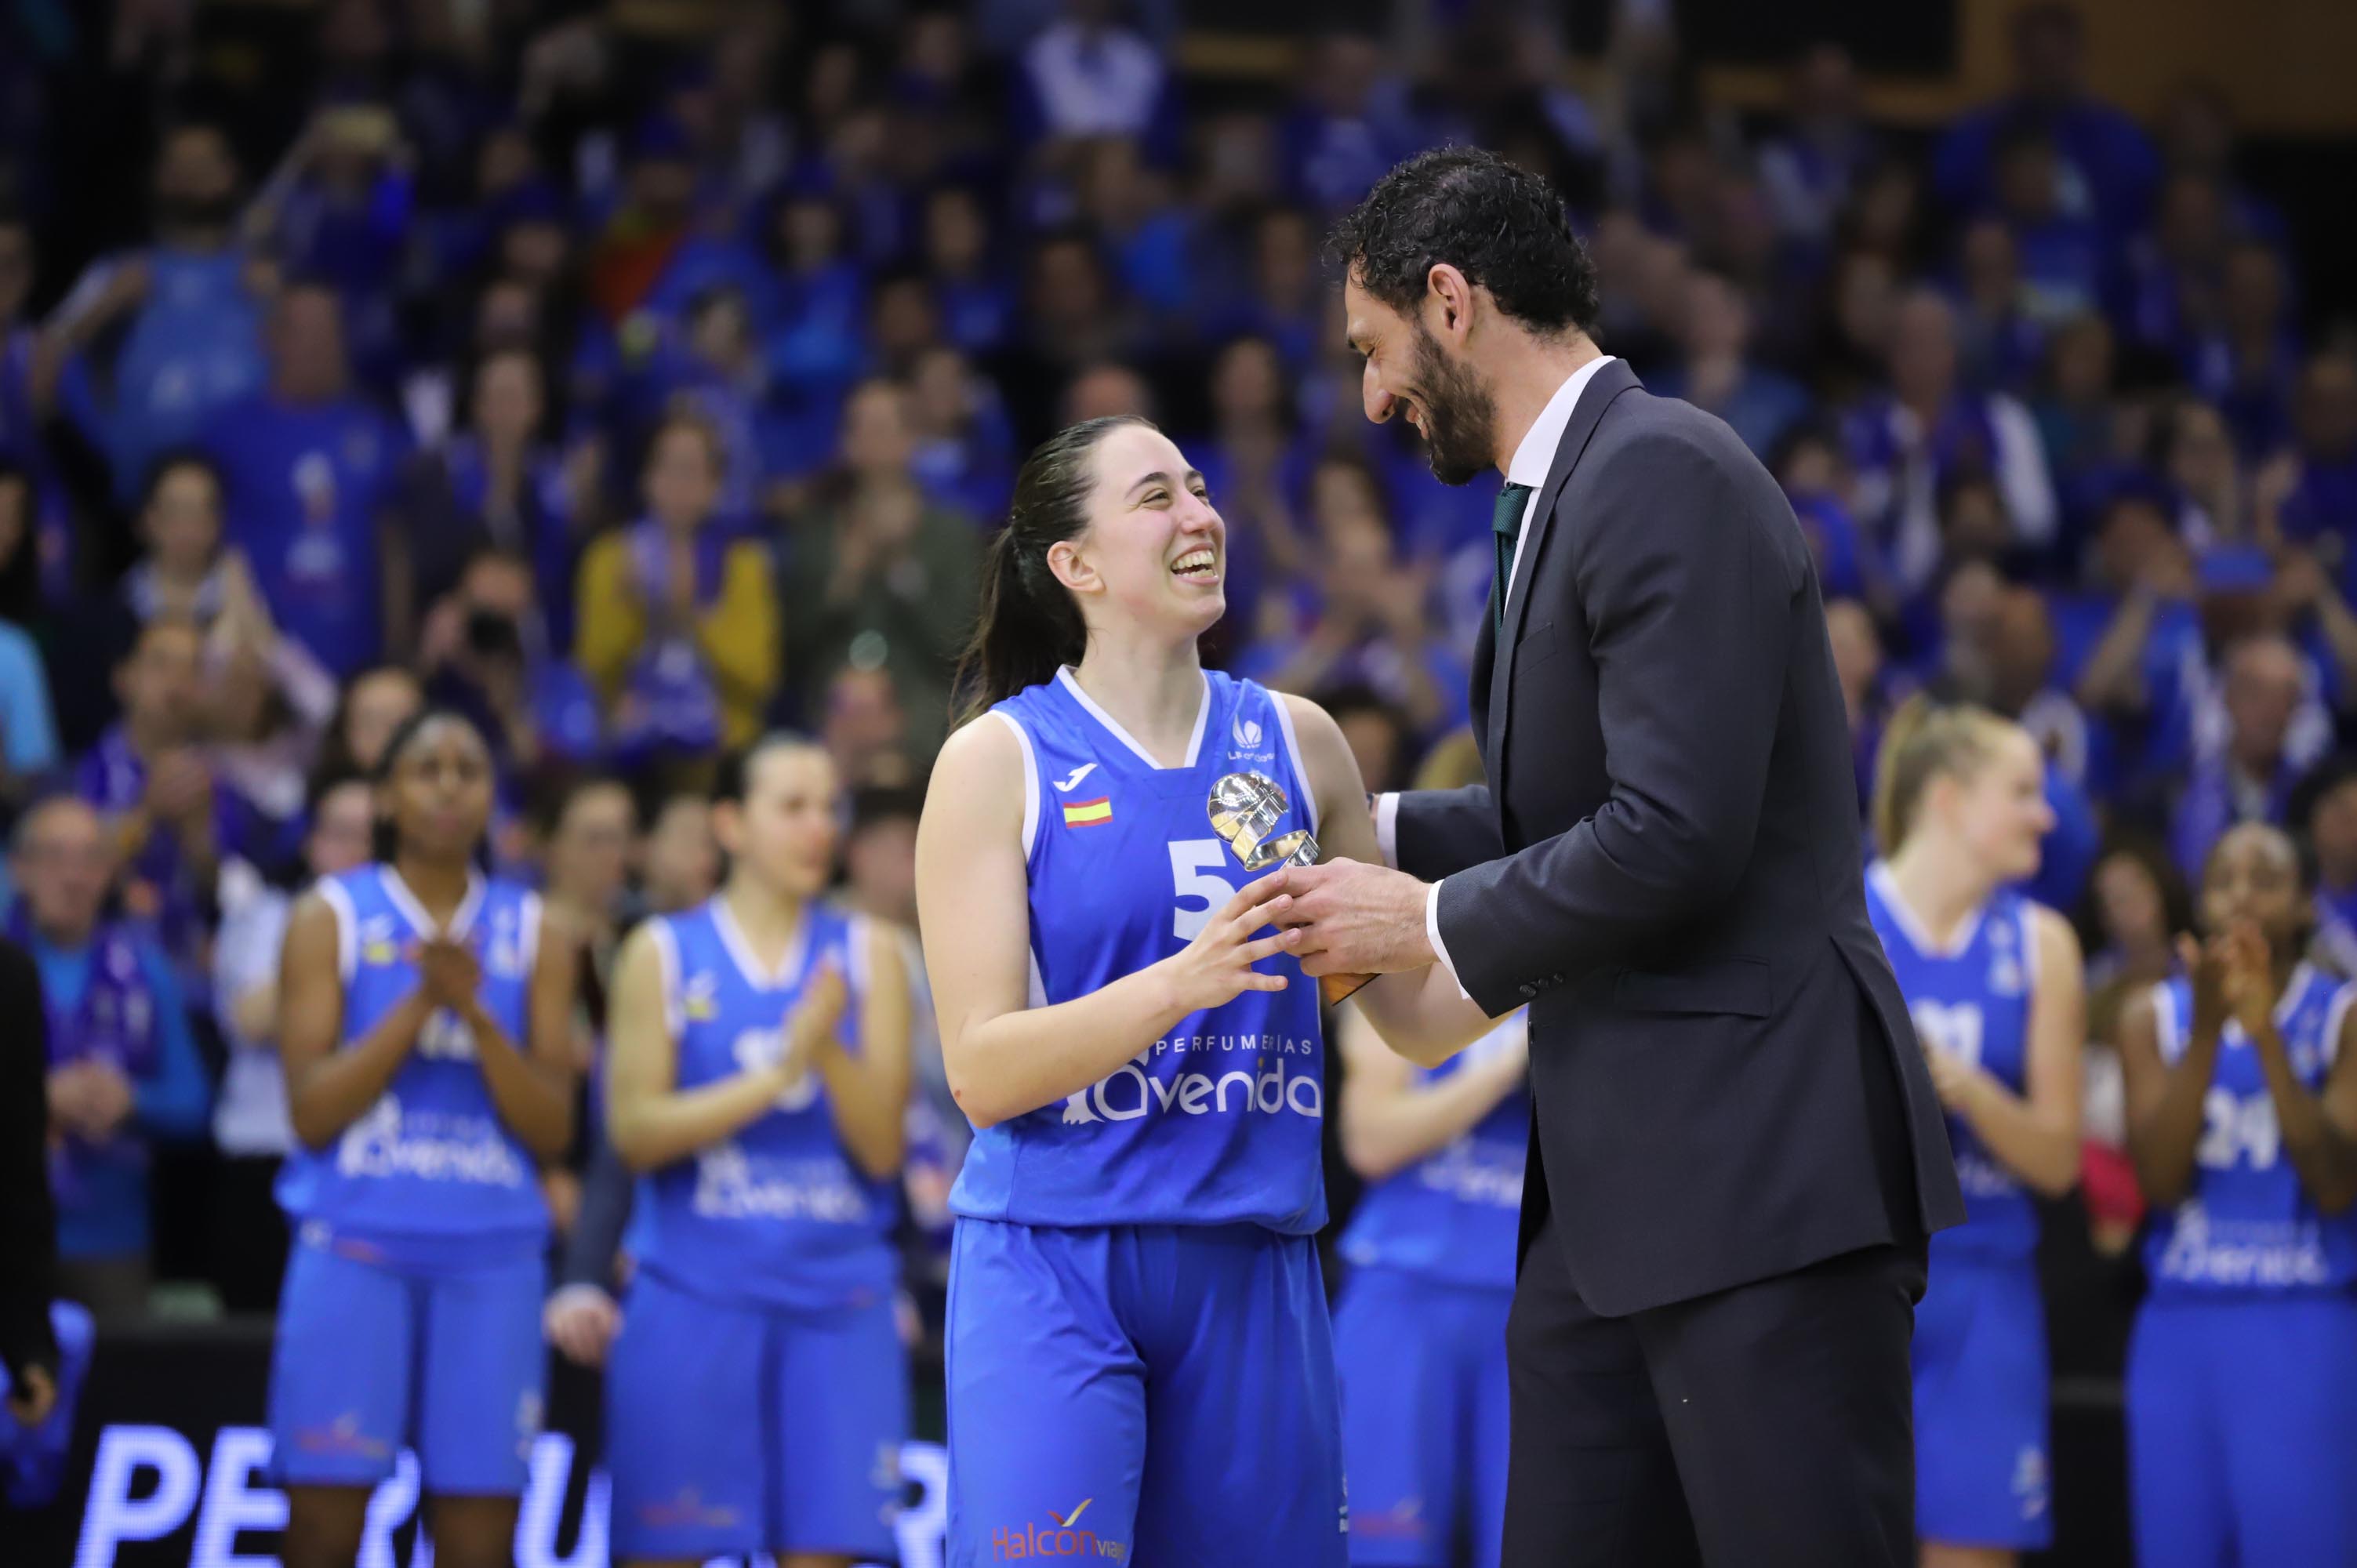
[1375,354,1618,995]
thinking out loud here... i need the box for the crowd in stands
[0,0,2352,1395]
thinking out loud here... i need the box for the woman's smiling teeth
[1171,547,1218,581]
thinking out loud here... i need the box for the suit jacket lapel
[1486,358,1642,800]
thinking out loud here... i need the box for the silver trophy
[1208,771,1371,1004]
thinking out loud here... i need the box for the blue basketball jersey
[2145,963,2357,1298]
[275,867,547,1243]
[634,897,899,1312]
[949,668,1329,1233]
[1865,862,2042,1261]
[1338,1012,1529,1291]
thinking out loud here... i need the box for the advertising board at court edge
[65,1424,951,1568]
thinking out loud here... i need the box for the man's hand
[1263,859,1436,977]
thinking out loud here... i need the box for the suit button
[1519,983,1538,1000]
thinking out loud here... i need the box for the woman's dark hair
[0,458,41,626]
[311,663,423,797]
[136,448,227,516]
[711,731,827,805]
[369,706,492,863]
[1327,145,1598,337]
[530,768,634,840]
[953,416,1146,724]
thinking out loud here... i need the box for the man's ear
[1046,537,1099,597]
[1424,263,1476,347]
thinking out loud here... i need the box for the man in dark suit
[1274,147,1967,1565]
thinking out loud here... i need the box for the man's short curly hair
[1327,145,1598,337]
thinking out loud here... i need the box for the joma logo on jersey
[993,1498,1127,1559]
[1061,1053,1322,1123]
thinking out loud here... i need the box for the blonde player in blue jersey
[1861,698,2085,1568]
[600,734,911,1568]
[268,710,576,1568]
[2117,821,2357,1567]
[916,416,1500,1568]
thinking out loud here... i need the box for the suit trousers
[1500,1213,1927,1567]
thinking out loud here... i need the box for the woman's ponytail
[952,416,1145,726]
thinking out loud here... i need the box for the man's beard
[1407,323,1498,487]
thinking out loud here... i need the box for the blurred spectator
[1775,423,1882,609]
[398,345,596,648]
[311,661,422,787]
[1062,360,1153,426]
[1076,136,1195,321]
[1011,0,1179,165]
[821,664,918,792]
[206,774,373,1312]
[421,546,603,784]
[2064,491,2205,780]
[2029,312,2119,503]
[2264,350,2357,577]
[2159,396,2248,546]
[1847,289,2057,592]
[0,464,59,804]
[1193,336,1313,638]
[2169,633,2308,879]
[921,185,1016,358]
[77,619,253,989]
[535,772,638,1080]
[1933,3,2159,236]
[1952,216,2046,394]
[577,412,779,760]
[782,380,981,760]
[1985,120,2105,330]
[998,228,1146,445]
[2184,240,2299,459]
[1656,267,1810,459]
[1825,597,1890,818]
[1279,28,1428,218]
[906,344,1016,522]
[2291,753,2357,976]
[243,107,416,389]
[1963,586,2103,911]
[2119,169,2232,359]
[9,794,207,1320]
[38,123,268,504]
[1320,684,1415,797]
[635,786,720,921]
[201,281,413,678]
[1756,44,1877,252]
[1237,507,1465,742]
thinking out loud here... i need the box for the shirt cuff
[1374,793,1400,870]
[1426,877,1469,1000]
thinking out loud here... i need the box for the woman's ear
[1045,537,1099,597]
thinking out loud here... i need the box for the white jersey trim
[2152,978,2184,1065]
[1055,665,1209,771]
[316,877,359,984]
[649,916,685,1039]
[991,709,1041,860]
[2322,981,2355,1069]
[1866,859,1986,959]
[1269,691,1318,839]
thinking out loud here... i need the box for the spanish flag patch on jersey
[1061,797,1113,828]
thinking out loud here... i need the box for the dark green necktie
[1491,481,1534,637]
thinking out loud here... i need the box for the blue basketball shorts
[2127,1293,2357,1568]
[267,1224,547,1495]
[1333,1265,1512,1568]
[1912,1250,2052,1550]
[946,1218,1347,1568]
[603,1266,908,1563]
